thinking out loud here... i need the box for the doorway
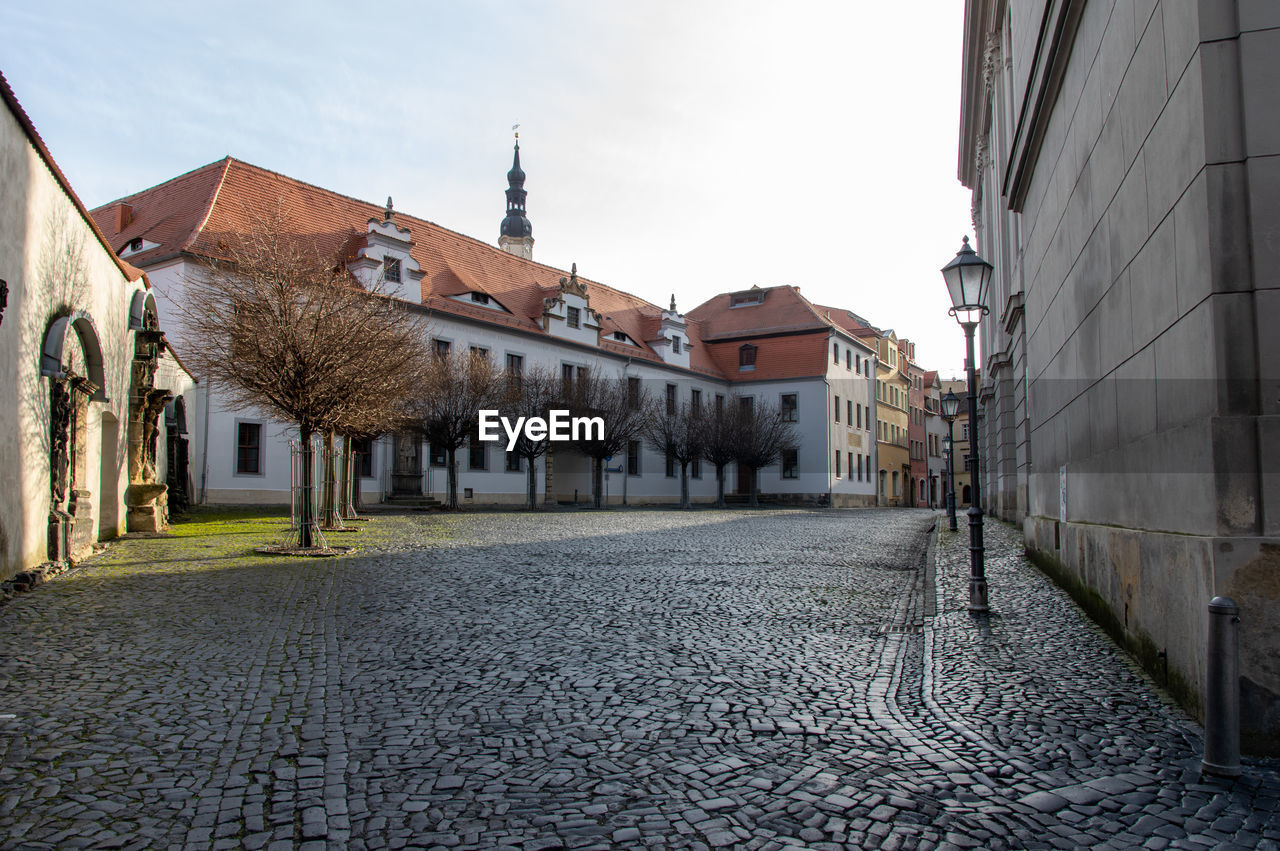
[392,433,422,495]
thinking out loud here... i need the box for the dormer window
[738,344,757,370]
[470,292,491,305]
[613,331,629,343]
[672,335,682,354]
[567,306,581,329]
[730,290,765,307]
[384,258,401,283]
[128,237,143,253]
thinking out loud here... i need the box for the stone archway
[41,313,103,562]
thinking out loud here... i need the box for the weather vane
[512,122,520,141]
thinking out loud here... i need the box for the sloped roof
[686,285,835,340]
[89,157,723,377]
[1,69,146,285]
[702,334,830,382]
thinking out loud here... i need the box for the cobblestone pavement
[0,508,1277,850]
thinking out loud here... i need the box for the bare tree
[180,203,430,550]
[566,372,647,509]
[640,398,704,509]
[700,398,743,508]
[503,363,558,509]
[732,397,799,507]
[410,349,503,509]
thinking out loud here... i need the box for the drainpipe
[198,378,211,505]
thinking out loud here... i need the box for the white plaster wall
[0,102,158,574]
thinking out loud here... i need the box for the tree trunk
[525,456,537,509]
[340,434,361,520]
[715,464,726,508]
[298,425,318,548]
[446,448,459,509]
[320,430,343,530]
[543,447,556,507]
[592,457,603,509]
[680,462,690,509]
[748,466,759,508]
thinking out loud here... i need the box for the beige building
[959,1,1280,749]
[871,330,911,506]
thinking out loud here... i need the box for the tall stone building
[959,1,1279,749]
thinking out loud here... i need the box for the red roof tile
[89,157,725,377]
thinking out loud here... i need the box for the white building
[89,148,880,508]
[0,73,193,580]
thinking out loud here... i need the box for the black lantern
[941,236,994,326]
[940,389,961,420]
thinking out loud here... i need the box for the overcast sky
[1,1,976,376]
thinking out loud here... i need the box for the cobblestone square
[1,508,1277,850]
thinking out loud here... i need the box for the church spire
[499,126,534,260]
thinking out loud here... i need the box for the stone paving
[0,507,1277,850]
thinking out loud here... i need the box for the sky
[1,1,977,377]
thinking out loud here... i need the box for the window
[857,454,863,482]
[236,422,262,474]
[833,342,840,364]
[782,449,799,479]
[834,395,840,423]
[856,354,861,372]
[738,344,757,370]
[429,444,447,467]
[627,440,640,476]
[627,376,641,409]
[613,331,629,343]
[468,440,487,471]
[672,335,682,354]
[730,290,765,307]
[691,388,702,411]
[834,450,842,478]
[384,258,401,283]
[962,424,970,441]
[470,291,490,304]
[665,447,677,478]
[691,458,701,479]
[566,306,581,328]
[846,350,852,370]
[354,437,373,478]
[469,345,489,360]
[715,394,725,415]
[562,363,587,392]
[433,338,451,358]
[781,393,797,421]
[666,384,677,416]
[848,453,854,482]
[847,399,853,425]
[506,451,522,472]
[506,353,524,378]
[740,396,754,414]
[856,403,862,429]
[892,471,900,497]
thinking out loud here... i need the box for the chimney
[112,203,133,233]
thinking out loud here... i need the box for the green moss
[1027,545,1202,717]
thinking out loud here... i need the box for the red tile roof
[89,157,724,376]
[1,70,146,285]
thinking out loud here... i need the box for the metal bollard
[1202,596,1242,778]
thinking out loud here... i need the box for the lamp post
[941,388,960,532]
[941,236,993,616]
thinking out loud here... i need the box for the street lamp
[940,390,960,532]
[941,236,993,615]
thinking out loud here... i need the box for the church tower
[499,132,534,260]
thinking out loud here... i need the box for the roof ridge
[210,158,675,314]
[94,155,232,209]
[183,157,233,253]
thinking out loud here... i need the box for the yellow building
[873,330,911,506]
[941,378,971,507]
